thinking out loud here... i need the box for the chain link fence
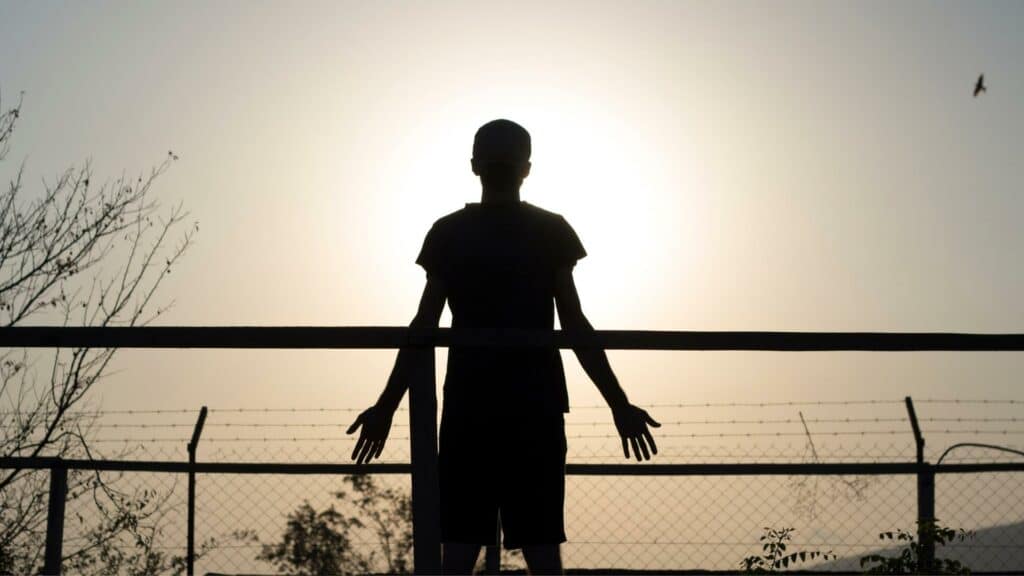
[3,398,1022,574]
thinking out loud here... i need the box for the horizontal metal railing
[3,326,1024,350]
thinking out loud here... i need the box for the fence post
[484,516,500,574]
[905,396,934,574]
[917,464,936,574]
[186,406,208,576]
[408,341,441,574]
[42,459,67,576]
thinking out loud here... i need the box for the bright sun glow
[378,87,710,327]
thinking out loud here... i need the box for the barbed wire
[0,408,204,416]
[566,417,1024,426]
[85,428,1024,444]
[564,429,1024,439]
[0,407,409,416]
[4,398,1023,418]
[89,436,413,443]
[8,416,1024,431]
[11,422,411,429]
[569,400,907,409]
[916,398,1023,405]
[207,407,409,414]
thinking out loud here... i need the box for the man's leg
[522,544,563,575]
[442,542,481,575]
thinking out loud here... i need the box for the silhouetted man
[348,119,659,574]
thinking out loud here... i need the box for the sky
[3,2,1024,571]
[1,0,1023,432]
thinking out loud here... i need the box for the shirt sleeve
[415,224,445,278]
[554,216,587,268]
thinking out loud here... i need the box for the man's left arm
[347,276,447,464]
[554,268,660,461]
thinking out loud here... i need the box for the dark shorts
[438,407,567,549]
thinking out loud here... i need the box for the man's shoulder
[520,201,568,224]
[427,202,572,234]
[427,206,472,233]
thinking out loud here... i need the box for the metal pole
[905,396,924,465]
[186,406,208,576]
[917,465,936,574]
[484,515,500,574]
[905,396,934,574]
[42,460,67,576]
[408,345,441,574]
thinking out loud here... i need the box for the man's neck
[480,186,521,205]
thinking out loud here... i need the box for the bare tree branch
[0,89,197,574]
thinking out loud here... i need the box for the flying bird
[973,74,987,97]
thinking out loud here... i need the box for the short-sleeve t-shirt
[416,201,586,416]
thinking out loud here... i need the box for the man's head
[471,119,531,188]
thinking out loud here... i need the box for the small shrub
[257,474,412,575]
[860,520,973,575]
[741,527,834,573]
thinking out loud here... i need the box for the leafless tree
[0,90,197,573]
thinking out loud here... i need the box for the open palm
[346,404,395,464]
[612,404,660,461]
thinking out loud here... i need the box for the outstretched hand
[346,404,395,464]
[612,404,661,461]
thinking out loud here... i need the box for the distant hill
[815,520,1024,573]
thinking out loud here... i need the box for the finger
[643,428,658,456]
[644,412,662,428]
[621,437,630,459]
[629,437,642,462]
[351,436,366,461]
[357,439,374,465]
[345,414,364,435]
[374,439,386,460]
[364,441,379,463]
[637,435,651,460]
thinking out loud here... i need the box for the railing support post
[42,459,67,576]
[916,464,936,574]
[484,516,500,574]
[905,396,934,574]
[409,344,441,574]
[186,406,208,576]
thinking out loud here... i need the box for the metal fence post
[484,516,500,574]
[187,406,208,576]
[905,396,934,574]
[917,464,936,574]
[409,342,441,574]
[42,459,67,576]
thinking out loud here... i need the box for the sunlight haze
[3,2,1024,572]
[1,0,1021,438]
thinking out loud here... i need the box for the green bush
[860,520,973,575]
[741,527,834,573]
